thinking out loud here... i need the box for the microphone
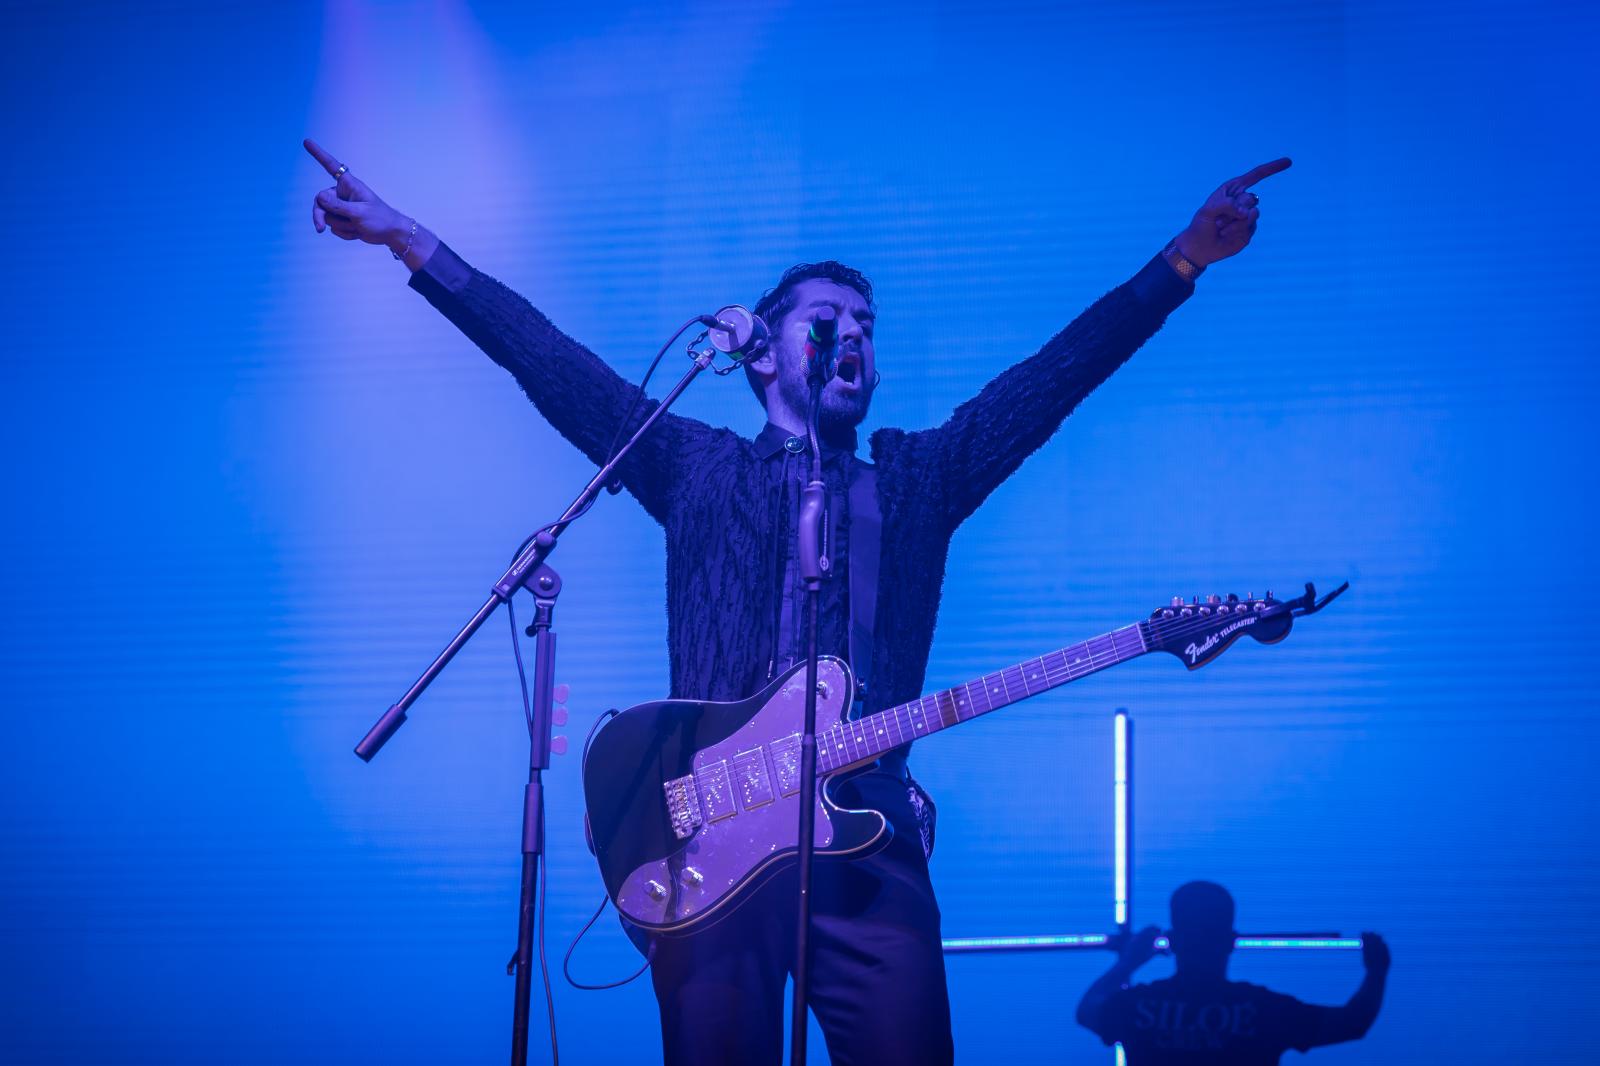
[803,307,838,383]
[704,305,769,363]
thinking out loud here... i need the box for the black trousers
[648,771,955,1065]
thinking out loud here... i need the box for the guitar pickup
[769,734,803,797]
[694,760,738,823]
[663,774,704,840]
[734,747,775,809]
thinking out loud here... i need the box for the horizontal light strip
[943,934,1362,953]
[941,934,1111,953]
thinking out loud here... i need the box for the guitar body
[582,657,889,937]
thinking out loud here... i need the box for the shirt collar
[753,420,858,461]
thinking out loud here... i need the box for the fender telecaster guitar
[582,582,1346,937]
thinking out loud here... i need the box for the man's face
[768,278,877,432]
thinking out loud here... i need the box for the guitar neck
[818,622,1151,774]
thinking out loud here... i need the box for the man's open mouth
[835,354,861,384]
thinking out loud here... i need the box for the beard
[773,346,872,433]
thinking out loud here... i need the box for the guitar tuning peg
[550,736,568,756]
[1206,594,1221,605]
[1171,596,1183,607]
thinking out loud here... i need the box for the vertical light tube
[1114,709,1131,929]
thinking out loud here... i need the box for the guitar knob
[683,867,705,887]
[647,880,668,901]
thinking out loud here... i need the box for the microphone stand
[788,376,828,1066]
[352,344,719,1066]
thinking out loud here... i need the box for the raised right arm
[1303,932,1390,1048]
[304,138,686,519]
[1076,925,1159,1042]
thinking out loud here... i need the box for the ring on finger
[334,163,348,178]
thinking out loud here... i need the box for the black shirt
[1092,975,1330,1065]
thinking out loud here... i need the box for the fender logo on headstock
[1186,615,1258,664]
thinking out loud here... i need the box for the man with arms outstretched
[307,138,1289,1065]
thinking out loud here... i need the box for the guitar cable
[563,708,657,991]
[498,317,710,1023]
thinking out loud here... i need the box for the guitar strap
[848,456,934,855]
[847,457,880,716]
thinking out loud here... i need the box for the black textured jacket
[411,245,1192,754]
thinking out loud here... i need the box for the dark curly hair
[745,261,876,408]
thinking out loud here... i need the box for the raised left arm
[923,159,1292,528]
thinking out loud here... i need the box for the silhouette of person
[1077,881,1389,1064]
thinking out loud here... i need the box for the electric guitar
[581,582,1346,937]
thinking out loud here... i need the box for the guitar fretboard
[817,622,1150,774]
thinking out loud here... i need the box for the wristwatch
[1162,239,1204,282]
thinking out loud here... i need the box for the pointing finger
[1226,157,1292,194]
[304,138,350,180]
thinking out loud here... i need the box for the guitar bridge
[663,774,704,840]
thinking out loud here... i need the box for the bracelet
[392,217,418,261]
[1162,239,1204,282]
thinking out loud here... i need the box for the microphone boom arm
[354,344,720,762]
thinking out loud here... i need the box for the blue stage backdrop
[3,1,1596,1062]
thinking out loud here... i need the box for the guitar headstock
[1146,592,1293,669]
[1145,582,1350,670]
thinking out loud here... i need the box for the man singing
[307,137,1289,1064]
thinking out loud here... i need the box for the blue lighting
[1114,710,1129,927]
[941,934,1111,952]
